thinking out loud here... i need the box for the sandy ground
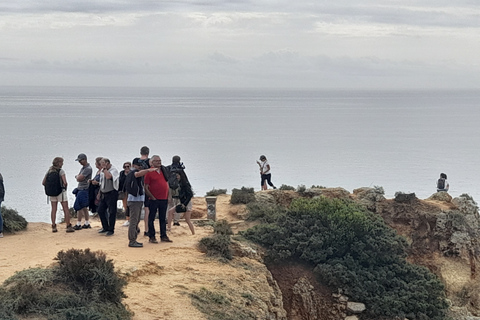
[0,195,247,320]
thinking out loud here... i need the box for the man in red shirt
[144,155,172,243]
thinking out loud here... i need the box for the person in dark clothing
[0,172,5,238]
[119,161,131,226]
[167,170,195,235]
[166,155,188,226]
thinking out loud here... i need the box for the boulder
[428,191,453,203]
[394,192,417,203]
[346,302,366,314]
[452,196,479,216]
[304,187,351,200]
[353,187,386,211]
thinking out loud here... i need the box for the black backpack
[125,171,143,197]
[44,169,63,196]
[168,169,180,190]
[437,178,446,190]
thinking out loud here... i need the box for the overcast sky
[1,1,479,89]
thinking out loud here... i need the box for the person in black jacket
[0,172,5,238]
[167,170,194,235]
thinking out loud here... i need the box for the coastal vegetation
[242,196,449,319]
[0,205,27,233]
[230,187,255,204]
[0,248,131,320]
[205,188,228,196]
[198,219,234,261]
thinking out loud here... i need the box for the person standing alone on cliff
[437,173,449,192]
[257,155,277,190]
[0,172,5,238]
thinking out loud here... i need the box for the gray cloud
[0,1,479,89]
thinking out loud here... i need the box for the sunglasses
[123,165,130,169]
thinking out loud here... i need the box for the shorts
[171,198,192,211]
[50,190,68,202]
[73,189,89,211]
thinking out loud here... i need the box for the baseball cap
[75,153,87,161]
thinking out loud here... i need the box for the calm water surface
[0,86,479,222]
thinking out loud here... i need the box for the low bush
[206,188,228,196]
[213,219,233,235]
[190,287,256,320]
[55,248,127,303]
[1,206,27,232]
[242,197,448,320]
[230,187,255,205]
[278,184,295,191]
[296,184,307,194]
[199,234,232,260]
[245,202,287,223]
[0,249,132,319]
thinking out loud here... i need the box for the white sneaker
[0,233,3,238]
[122,221,130,227]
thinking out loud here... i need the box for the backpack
[168,169,180,190]
[125,170,143,197]
[44,169,63,196]
[437,178,446,190]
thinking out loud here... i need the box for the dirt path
[0,194,246,320]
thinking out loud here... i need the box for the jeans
[148,199,168,239]
[97,190,118,232]
[0,201,3,233]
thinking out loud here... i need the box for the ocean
[0,86,479,222]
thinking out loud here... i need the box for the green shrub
[199,234,232,260]
[0,249,131,319]
[278,184,295,191]
[242,197,448,320]
[230,187,255,205]
[296,185,307,194]
[190,287,256,320]
[1,206,27,232]
[55,248,126,303]
[213,220,233,235]
[245,202,287,223]
[206,188,228,196]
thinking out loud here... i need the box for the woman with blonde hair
[42,157,74,233]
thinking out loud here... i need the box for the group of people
[40,146,194,248]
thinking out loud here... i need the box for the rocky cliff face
[248,188,480,319]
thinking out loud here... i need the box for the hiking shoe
[98,229,108,234]
[122,221,130,227]
[161,236,172,243]
[81,224,91,229]
[73,225,82,230]
[144,231,149,237]
[149,238,158,244]
[52,224,58,233]
[106,231,114,236]
[173,222,180,226]
[273,186,277,189]
[0,232,3,238]
[129,241,143,248]
[66,225,75,233]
